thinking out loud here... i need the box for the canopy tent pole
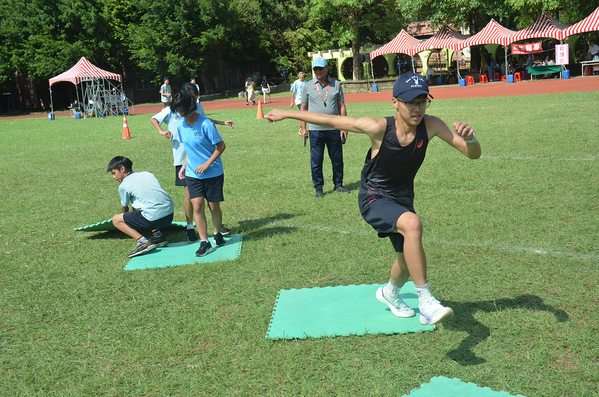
[505,46,509,76]
[49,87,54,114]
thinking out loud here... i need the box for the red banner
[512,42,543,54]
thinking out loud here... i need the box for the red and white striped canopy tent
[49,57,122,87]
[509,12,570,42]
[460,19,519,77]
[460,19,518,48]
[412,27,469,80]
[369,29,422,74]
[413,27,470,53]
[48,57,123,115]
[564,6,599,36]
[370,29,422,58]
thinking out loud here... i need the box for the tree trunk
[30,76,40,110]
[350,8,361,81]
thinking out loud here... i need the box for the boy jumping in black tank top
[265,73,481,325]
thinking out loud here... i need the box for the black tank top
[358,116,429,209]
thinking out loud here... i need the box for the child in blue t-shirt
[107,156,175,258]
[172,83,227,257]
[151,83,234,243]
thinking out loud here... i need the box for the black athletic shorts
[360,197,415,253]
[175,165,186,187]
[186,174,224,202]
[123,211,174,232]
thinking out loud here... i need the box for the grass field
[1,92,598,396]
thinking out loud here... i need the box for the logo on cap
[407,75,424,87]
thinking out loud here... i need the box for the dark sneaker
[127,240,157,258]
[149,235,168,247]
[214,232,226,247]
[220,225,231,236]
[333,185,349,193]
[315,189,324,198]
[186,228,198,243]
[195,240,214,257]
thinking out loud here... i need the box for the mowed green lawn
[1,92,598,396]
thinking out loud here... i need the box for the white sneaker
[376,287,415,317]
[419,297,454,325]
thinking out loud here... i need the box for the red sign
[511,42,543,54]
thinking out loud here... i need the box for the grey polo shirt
[301,76,345,131]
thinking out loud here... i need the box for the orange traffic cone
[256,101,264,119]
[121,114,131,139]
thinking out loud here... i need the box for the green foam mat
[75,219,188,232]
[266,282,435,340]
[124,234,242,271]
[402,377,527,397]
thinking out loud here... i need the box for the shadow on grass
[87,230,129,240]
[342,180,360,192]
[442,294,569,366]
[86,228,185,243]
[237,213,298,240]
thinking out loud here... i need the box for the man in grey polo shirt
[301,57,349,198]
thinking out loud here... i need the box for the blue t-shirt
[290,79,306,105]
[177,115,224,179]
[118,172,175,221]
[152,104,206,166]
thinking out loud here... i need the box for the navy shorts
[123,211,174,232]
[175,165,186,187]
[186,174,224,202]
[360,197,415,253]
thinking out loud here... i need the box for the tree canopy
[1,0,598,109]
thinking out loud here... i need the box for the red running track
[3,76,598,120]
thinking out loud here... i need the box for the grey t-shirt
[301,76,345,131]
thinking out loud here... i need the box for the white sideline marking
[482,155,596,162]
[427,237,599,262]
[276,220,598,262]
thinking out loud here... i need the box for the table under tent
[49,57,134,118]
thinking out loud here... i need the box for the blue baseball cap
[393,72,433,101]
[312,57,328,69]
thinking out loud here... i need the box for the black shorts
[123,211,174,232]
[186,174,224,202]
[360,197,415,253]
[175,165,186,187]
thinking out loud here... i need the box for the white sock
[186,224,194,230]
[383,280,402,299]
[414,282,432,302]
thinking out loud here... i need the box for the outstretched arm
[150,117,173,139]
[208,118,235,129]
[265,108,384,137]
[427,116,481,159]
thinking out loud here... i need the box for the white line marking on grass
[482,155,596,162]
[274,220,599,262]
[427,237,599,262]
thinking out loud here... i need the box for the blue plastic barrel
[459,78,466,87]
[562,69,570,79]
[372,84,378,92]
[437,77,443,85]
[74,112,81,120]
[48,112,55,121]
[507,74,514,83]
